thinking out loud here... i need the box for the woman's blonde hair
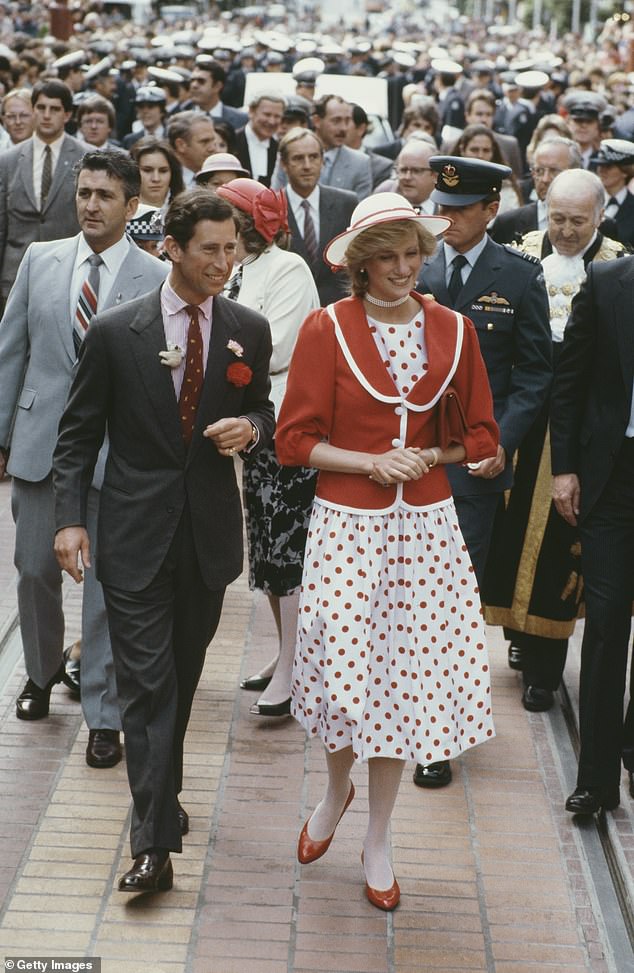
[345,220,436,297]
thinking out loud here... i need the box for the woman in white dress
[276,193,498,911]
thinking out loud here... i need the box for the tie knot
[185,304,200,320]
[452,254,468,270]
[608,196,619,206]
[87,253,103,269]
[301,199,311,212]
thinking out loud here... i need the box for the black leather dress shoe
[16,665,65,720]
[177,801,189,836]
[118,850,173,893]
[565,786,620,815]
[413,760,452,788]
[62,643,81,698]
[86,730,122,768]
[249,697,291,717]
[240,673,272,692]
[522,686,554,712]
[508,644,523,670]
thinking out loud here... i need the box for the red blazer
[276,293,499,513]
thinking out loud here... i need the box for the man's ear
[162,234,182,263]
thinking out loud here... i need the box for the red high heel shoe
[297,782,355,864]
[361,851,400,911]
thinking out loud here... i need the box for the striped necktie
[301,199,318,265]
[74,253,102,355]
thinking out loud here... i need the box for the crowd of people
[0,0,634,907]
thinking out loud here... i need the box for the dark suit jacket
[286,185,357,306]
[53,288,275,592]
[612,191,634,247]
[550,257,634,521]
[417,238,552,494]
[489,202,538,245]
[234,128,278,188]
[0,134,85,296]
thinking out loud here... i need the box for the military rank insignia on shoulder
[503,245,541,264]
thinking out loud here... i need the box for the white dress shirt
[244,122,270,180]
[443,235,489,290]
[32,132,65,208]
[160,277,213,400]
[70,233,131,322]
[286,183,321,241]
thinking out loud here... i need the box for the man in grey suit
[0,79,86,301]
[0,152,168,771]
[312,95,372,201]
[279,128,357,306]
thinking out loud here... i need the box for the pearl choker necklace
[364,291,411,308]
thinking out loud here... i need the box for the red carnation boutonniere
[226,339,252,387]
[226,361,253,387]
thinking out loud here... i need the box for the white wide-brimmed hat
[324,193,451,270]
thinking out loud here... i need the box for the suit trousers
[12,476,118,725]
[454,493,501,590]
[12,475,64,687]
[82,486,121,731]
[103,501,225,858]
[577,438,634,791]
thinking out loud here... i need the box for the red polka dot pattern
[368,312,426,397]
[291,500,495,763]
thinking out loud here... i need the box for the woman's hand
[369,447,429,485]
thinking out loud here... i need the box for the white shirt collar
[32,130,66,159]
[245,121,270,148]
[443,233,489,269]
[75,232,130,277]
[286,182,320,212]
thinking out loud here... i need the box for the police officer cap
[293,56,324,82]
[431,58,463,75]
[126,208,164,241]
[84,56,113,83]
[264,51,285,66]
[563,90,607,119]
[53,49,86,71]
[514,70,549,90]
[591,138,634,166]
[135,85,166,105]
[147,65,183,85]
[430,156,512,206]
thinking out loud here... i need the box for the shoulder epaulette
[503,243,541,264]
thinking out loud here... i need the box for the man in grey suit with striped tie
[0,152,168,767]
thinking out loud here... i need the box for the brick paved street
[0,477,633,972]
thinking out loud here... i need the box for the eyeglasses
[4,114,31,123]
[394,166,433,177]
[531,166,565,179]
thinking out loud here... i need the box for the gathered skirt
[291,498,495,763]
[244,441,317,596]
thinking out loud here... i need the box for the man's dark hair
[165,189,237,248]
[31,79,73,112]
[194,58,226,85]
[74,150,141,201]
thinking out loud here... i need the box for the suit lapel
[43,137,76,211]
[19,141,37,211]
[287,196,308,260]
[103,243,158,310]
[52,236,81,364]
[456,239,504,311]
[318,189,336,248]
[129,289,185,461]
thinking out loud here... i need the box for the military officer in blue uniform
[414,157,553,789]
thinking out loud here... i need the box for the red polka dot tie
[179,305,204,446]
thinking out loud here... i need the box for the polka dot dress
[291,314,495,763]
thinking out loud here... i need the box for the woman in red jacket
[276,193,498,911]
